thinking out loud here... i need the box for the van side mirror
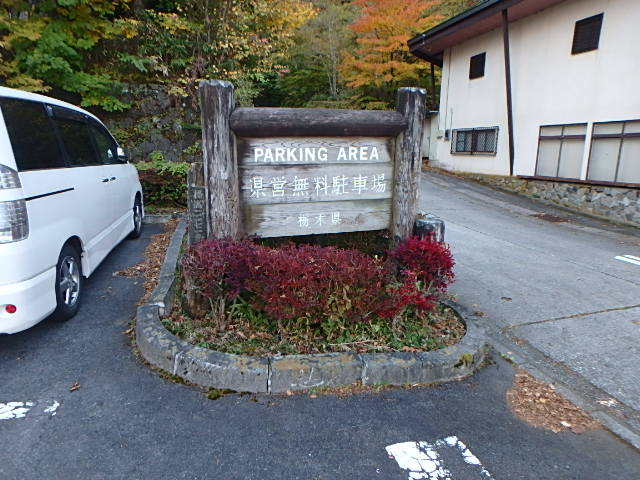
[117,146,129,163]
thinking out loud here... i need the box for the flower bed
[163,233,464,356]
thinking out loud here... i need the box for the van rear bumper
[0,267,57,334]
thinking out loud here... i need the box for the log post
[187,161,206,245]
[199,80,242,239]
[391,87,427,245]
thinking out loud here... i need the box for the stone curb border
[136,222,489,393]
[143,213,184,225]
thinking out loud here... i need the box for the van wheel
[128,198,143,239]
[52,244,83,322]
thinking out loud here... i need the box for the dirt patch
[115,218,179,304]
[507,370,600,434]
[531,213,569,223]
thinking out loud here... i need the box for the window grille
[451,127,498,155]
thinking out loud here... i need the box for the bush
[135,154,189,207]
[182,238,260,301]
[246,243,425,326]
[389,236,455,291]
[182,237,453,333]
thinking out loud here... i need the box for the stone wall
[437,169,640,228]
[101,84,201,163]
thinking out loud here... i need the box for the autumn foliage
[389,235,455,291]
[340,0,443,97]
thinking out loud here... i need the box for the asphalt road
[2,191,640,478]
[420,170,640,429]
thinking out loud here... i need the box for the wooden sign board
[238,137,393,237]
[197,80,426,243]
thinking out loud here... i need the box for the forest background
[0,0,479,169]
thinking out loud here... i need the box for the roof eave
[408,0,505,48]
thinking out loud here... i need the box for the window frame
[586,119,640,185]
[451,127,498,155]
[49,105,104,168]
[468,52,486,80]
[534,122,587,180]
[571,13,604,55]
[88,119,122,165]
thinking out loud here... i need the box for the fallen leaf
[70,382,81,392]
[501,297,512,301]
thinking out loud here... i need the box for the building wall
[430,0,640,177]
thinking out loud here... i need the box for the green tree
[118,0,315,104]
[0,0,136,110]
[296,0,356,101]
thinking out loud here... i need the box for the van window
[0,97,65,171]
[52,108,100,167]
[90,122,119,165]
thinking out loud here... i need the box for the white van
[0,87,144,334]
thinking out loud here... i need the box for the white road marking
[615,255,640,266]
[0,401,60,420]
[43,401,60,416]
[0,402,34,420]
[386,436,493,480]
[598,398,619,407]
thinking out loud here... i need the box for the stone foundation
[439,170,640,228]
[101,84,201,163]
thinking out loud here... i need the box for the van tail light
[0,199,28,243]
[0,164,21,189]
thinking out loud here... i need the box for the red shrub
[389,236,455,291]
[182,239,437,327]
[182,238,262,300]
[247,244,416,325]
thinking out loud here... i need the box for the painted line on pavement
[0,400,60,420]
[386,436,493,479]
[615,255,640,266]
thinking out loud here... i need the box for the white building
[410,0,640,187]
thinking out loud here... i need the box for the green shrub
[135,154,189,207]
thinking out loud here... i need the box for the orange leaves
[340,0,444,92]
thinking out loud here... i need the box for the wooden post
[199,80,242,239]
[391,87,427,245]
[187,161,206,245]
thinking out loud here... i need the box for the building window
[571,13,603,54]
[452,127,498,155]
[587,120,640,185]
[469,52,486,79]
[535,124,587,179]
